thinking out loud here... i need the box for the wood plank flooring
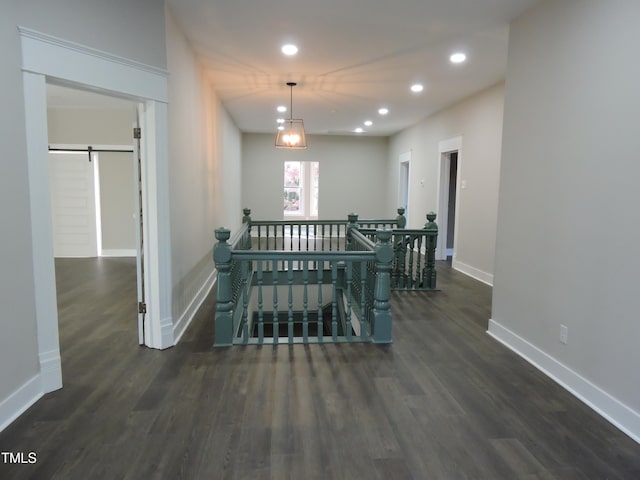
[1,258,639,479]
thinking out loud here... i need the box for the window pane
[284,161,301,187]
[284,188,301,213]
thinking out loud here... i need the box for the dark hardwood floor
[1,258,639,479]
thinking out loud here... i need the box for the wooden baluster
[317,263,323,342]
[373,228,393,343]
[329,224,333,251]
[287,260,294,344]
[416,235,423,288]
[331,261,338,340]
[241,260,249,344]
[391,233,398,289]
[306,224,310,252]
[408,235,415,289]
[360,261,368,340]
[213,228,233,346]
[257,261,264,344]
[321,224,326,251]
[346,261,353,341]
[302,260,309,343]
[423,212,438,289]
[273,259,279,345]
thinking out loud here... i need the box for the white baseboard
[0,375,43,433]
[100,249,136,257]
[39,349,62,393]
[452,259,493,286]
[488,319,640,445]
[173,267,217,344]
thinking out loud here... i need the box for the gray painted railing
[213,218,393,346]
[349,211,439,291]
[213,209,437,346]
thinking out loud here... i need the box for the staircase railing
[213,220,393,346]
[350,211,439,291]
[212,208,437,346]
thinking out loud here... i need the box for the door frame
[20,27,173,394]
[398,151,411,221]
[437,136,462,261]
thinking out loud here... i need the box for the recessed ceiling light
[277,105,287,113]
[277,125,285,131]
[354,127,364,133]
[281,44,298,56]
[276,118,285,124]
[364,120,373,127]
[450,52,467,64]
[410,83,424,93]
[378,108,389,115]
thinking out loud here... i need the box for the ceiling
[47,0,542,137]
[166,0,541,136]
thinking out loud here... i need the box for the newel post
[396,207,406,228]
[242,207,252,224]
[346,212,359,250]
[423,212,438,289]
[373,228,393,343]
[213,228,233,346]
[242,208,252,249]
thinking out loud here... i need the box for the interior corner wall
[0,3,41,427]
[242,133,389,221]
[491,0,640,441]
[388,82,504,283]
[1,0,167,432]
[47,108,137,252]
[165,9,242,336]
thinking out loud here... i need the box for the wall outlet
[560,324,568,344]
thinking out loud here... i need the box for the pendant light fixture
[275,82,307,149]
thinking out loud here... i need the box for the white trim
[48,143,133,152]
[20,27,172,377]
[23,71,63,394]
[19,27,168,102]
[38,349,62,393]
[452,259,493,286]
[100,249,137,257]
[437,136,462,261]
[398,151,411,221]
[487,319,640,445]
[173,268,218,344]
[439,136,463,154]
[0,376,43,433]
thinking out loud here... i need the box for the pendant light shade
[275,82,307,149]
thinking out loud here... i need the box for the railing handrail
[349,228,377,250]
[229,222,250,249]
[230,250,375,261]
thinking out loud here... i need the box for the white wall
[388,83,504,283]
[47,108,136,253]
[242,134,390,222]
[0,0,166,431]
[491,0,640,442]
[165,10,243,337]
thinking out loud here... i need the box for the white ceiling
[47,0,542,137]
[167,0,541,136]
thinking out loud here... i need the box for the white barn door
[49,151,99,257]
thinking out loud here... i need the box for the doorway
[446,152,458,258]
[20,27,172,394]
[399,151,411,220]
[437,136,462,261]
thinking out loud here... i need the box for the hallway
[1,260,638,479]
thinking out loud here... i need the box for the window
[284,161,319,219]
